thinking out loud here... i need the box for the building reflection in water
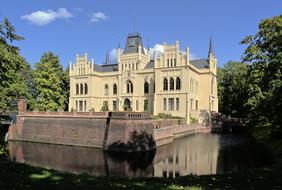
[8,133,271,177]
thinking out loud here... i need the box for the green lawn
[1,127,282,190]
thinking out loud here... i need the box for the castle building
[69,33,218,123]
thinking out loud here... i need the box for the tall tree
[0,17,34,112]
[217,61,248,118]
[241,14,282,132]
[33,52,67,111]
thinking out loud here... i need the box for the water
[8,133,272,177]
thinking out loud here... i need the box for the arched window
[163,78,168,91]
[84,83,88,94]
[190,79,193,92]
[113,83,117,95]
[144,82,149,94]
[80,84,83,94]
[211,77,214,94]
[170,77,174,90]
[76,84,79,95]
[126,80,133,93]
[176,77,181,90]
[104,84,109,96]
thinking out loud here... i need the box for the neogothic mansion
[69,33,218,123]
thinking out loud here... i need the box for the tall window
[80,84,83,94]
[79,101,83,111]
[163,98,167,111]
[170,59,173,67]
[144,82,149,94]
[144,100,149,112]
[163,78,168,91]
[167,59,169,67]
[195,100,198,110]
[136,100,139,111]
[84,100,86,111]
[211,77,214,94]
[76,84,79,95]
[176,77,181,90]
[169,98,174,111]
[176,98,179,111]
[84,83,88,94]
[113,101,117,111]
[190,99,193,110]
[127,80,133,93]
[195,81,199,93]
[170,77,174,90]
[174,58,176,67]
[113,84,117,95]
[104,84,109,96]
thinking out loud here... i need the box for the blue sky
[1,0,281,68]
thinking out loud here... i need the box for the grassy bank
[1,128,282,190]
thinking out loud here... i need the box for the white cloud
[21,8,73,26]
[108,48,118,62]
[90,12,109,23]
[190,53,199,60]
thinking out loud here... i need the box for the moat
[8,133,272,178]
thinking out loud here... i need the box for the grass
[0,127,282,189]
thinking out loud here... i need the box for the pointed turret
[208,34,214,58]
[105,51,110,65]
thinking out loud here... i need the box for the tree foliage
[217,61,248,118]
[33,52,68,111]
[0,17,34,112]
[241,14,282,133]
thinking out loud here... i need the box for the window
[144,100,149,112]
[169,98,174,111]
[170,77,174,90]
[163,78,168,91]
[136,63,138,70]
[176,98,179,111]
[122,64,123,71]
[76,84,79,95]
[195,100,198,110]
[167,59,169,67]
[113,101,117,111]
[84,100,86,111]
[171,59,173,67]
[76,101,78,111]
[113,84,117,95]
[132,63,134,71]
[126,80,133,93]
[176,77,181,90]
[211,77,214,94]
[163,98,167,111]
[136,100,139,111]
[84,83,88,94]
[79,101,83,111]
[144,82,149,94]
[174,58,176,67]
[190,99,193,110]
[80,84,83,94]
[195,81,198,93]
[190,79,194,92]
[104,84,109,96]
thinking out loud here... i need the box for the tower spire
[105,51,110,65]
[208,34,214,57]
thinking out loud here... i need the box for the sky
[1,0,281,68]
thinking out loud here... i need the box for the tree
[217,61,248,118]
[241,14,282,133]
[0,17,34,112]
[33,52,68,111]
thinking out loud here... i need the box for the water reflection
[8,133,272,177]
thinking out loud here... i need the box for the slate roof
[123,32,145,54]
[94,64,118,72]
[144,60,154,69]
[190,59,209,69]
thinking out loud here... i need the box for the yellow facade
[69,33,218,123]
